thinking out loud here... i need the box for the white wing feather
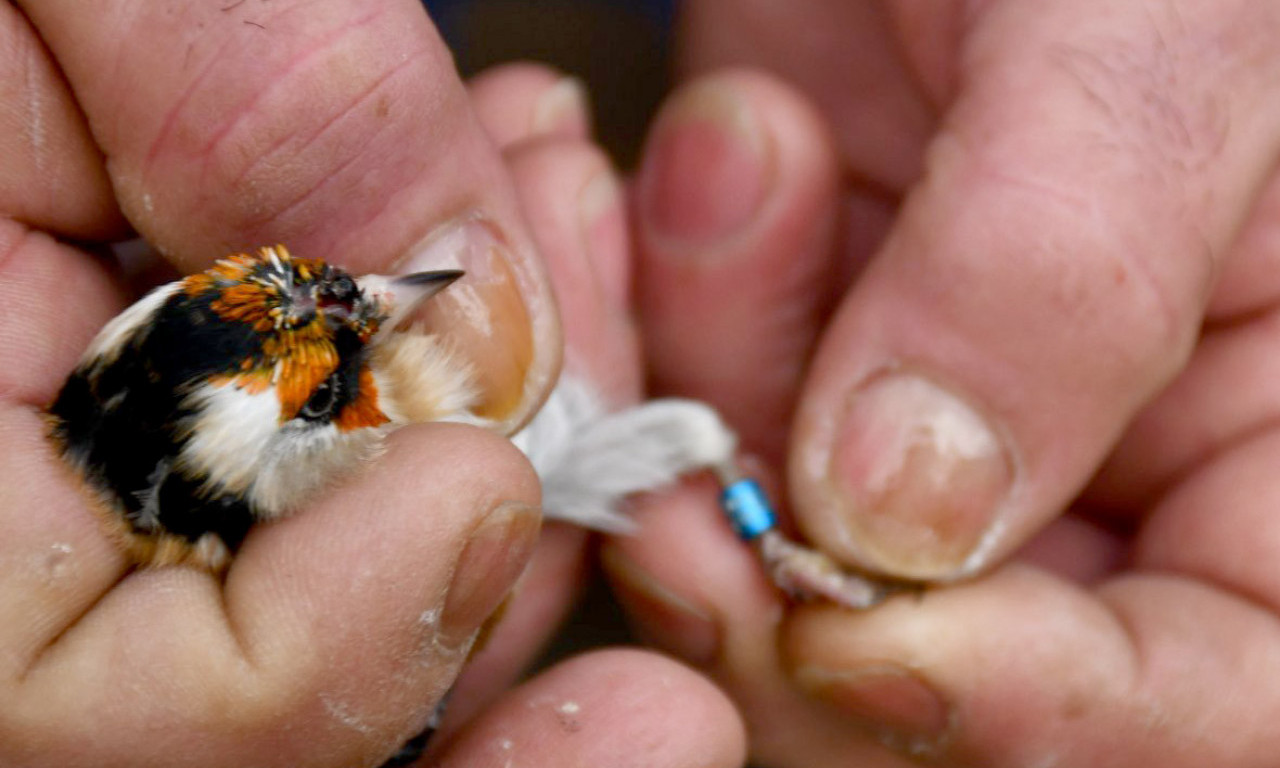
[511,376,738,532]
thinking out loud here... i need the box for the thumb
[19,0,559,431]
[788,0,1280,580]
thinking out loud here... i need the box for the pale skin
[0,2,746,767]
[604,1,1280,766]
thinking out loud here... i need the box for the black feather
[49,287,264,548]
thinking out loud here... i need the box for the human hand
[0,3,742,766]
[427,66,746,768]
[606,2,1280,765]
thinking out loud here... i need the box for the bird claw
[712,456,905,610]
[754,529,911,610]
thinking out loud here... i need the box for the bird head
[174,245,462,432]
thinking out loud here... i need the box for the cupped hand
[0,4,743,767]
[608,2,1280,765]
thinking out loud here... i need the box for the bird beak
[392,269,465,310]
[359,270,465,330]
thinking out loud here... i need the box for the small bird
[47,245,484,570]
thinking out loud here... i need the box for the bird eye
[324,274,358,304]
[299,376,339,421]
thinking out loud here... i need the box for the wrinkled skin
[607,2,1280,766]
[0,3,745,767]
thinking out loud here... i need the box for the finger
[0,227,131,677]
[784,429,1280,766]
[0,227,132,676]
[611,378,1280,768]
[1010,512,1126,585]
[0,224,124,405]
[632,70,844,463]
[1204,154,1280,321]
[20,0,560,431]
[442,522,588,730]
[1085,303,1280,513]
[505,138,639,402]
[1086,170,1280,510]
[437,134,638,724]
[387,125,639,729]
[789,0,1280,580]
[468,62,591,149]
[7,423,540,768]
[603,479,913,768]
[0,400,126,681]
[676,0,936,192]
[432,649,747,768]
[784,563,1280,765]
[0,3,124,239]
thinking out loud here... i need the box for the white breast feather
[178,380,391,517]
[250,420,387,516]
[178,383,284,498]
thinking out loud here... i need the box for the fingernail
[531,76,591,137]
[637,79,772,249]
[396,218,540,429]
[440,501,542,643]
[794,663,956,759]
[819,373,1013,580]
[601,545,721,666]
[579,167,622,237]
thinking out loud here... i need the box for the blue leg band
[719,478,776,541]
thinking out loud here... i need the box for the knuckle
[921,138,1205,392]
[130,14,454,259]
[1050,11,1233,194]
[203,46,441,234]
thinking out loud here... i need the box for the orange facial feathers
[180,246,387,425]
